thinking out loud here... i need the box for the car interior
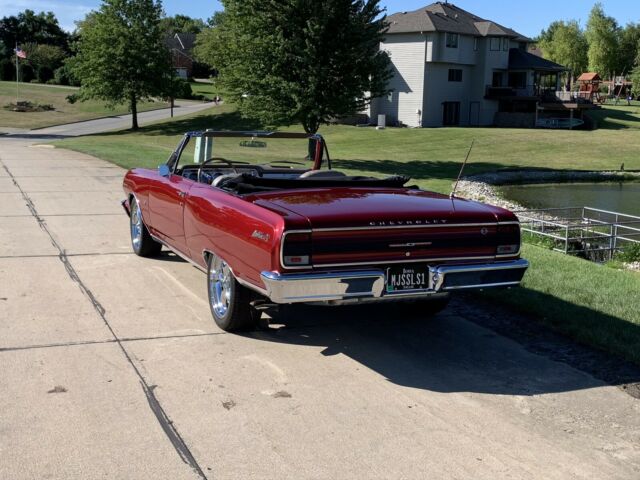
[172,134,411,195]
[177,162,411,195]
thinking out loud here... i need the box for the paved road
[1,100,214,138]
[1,139,640,479]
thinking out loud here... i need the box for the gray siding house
[370,2,565,127]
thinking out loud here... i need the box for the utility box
[377,114,386,130]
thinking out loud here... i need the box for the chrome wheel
[209,257,232,318]
[131,199,143,250]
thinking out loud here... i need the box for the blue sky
[0,0,637,37]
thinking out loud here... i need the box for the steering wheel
[197,157,235,184]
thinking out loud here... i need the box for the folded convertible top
[223,173,412,193]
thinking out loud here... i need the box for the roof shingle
[386,2,530,41]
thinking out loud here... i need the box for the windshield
[175,132,326,171]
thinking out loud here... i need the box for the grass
[588,103,640,130]
[54,103,640,194]
[0,81,168,130]
[190,81,218,100]
[479,244,640,365]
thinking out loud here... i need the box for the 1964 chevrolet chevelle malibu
[122,131,528,331]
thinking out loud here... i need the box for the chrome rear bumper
[260,259,529,304]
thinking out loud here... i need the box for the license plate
[386,265,429,293]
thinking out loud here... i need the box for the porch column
[569,109,574,130]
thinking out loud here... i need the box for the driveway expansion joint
[0,155,209,480]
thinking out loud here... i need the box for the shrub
[171,78,194,99]
[54,64,80,87]
[616,243,640,263]
[0,58,14,81]
[19,64,34,83]
[37,66,54,83]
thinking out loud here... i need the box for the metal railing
[515,207,640,261]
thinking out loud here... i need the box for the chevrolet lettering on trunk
[122,131,528,332]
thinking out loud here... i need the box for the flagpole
[15,42,19,104]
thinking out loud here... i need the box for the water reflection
[501,182,640,215]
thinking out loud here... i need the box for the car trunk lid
[254,188,518,268]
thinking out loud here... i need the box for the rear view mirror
[239,139,267,148]
[158,165,171,177]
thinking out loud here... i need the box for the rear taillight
[497,223,521,255]
[282,232,312,267]
[497,244,519,255]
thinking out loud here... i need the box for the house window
[502,38,509,51]
[446,32,458,48]
[490,37,501,51]
[492,72,503,87]
[443,102,460,126]
[448,69,463,82]
[473,37,479,51]
[508,72,527,89]
[518,42,527,51]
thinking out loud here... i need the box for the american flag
[15,47,27,59]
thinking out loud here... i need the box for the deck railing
[515,207,640,261]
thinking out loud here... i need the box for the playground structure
[576,72,602,103]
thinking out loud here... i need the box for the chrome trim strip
[496,249,521,258]
[431,259,529,274]
[442,281,522,291]
[312,222,500,233]
[261,270,385,303]
[313,255,496,268]
[430,259,529,291]
[389,242,433,248]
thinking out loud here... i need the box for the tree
[631,66,640,98]
[618,23,640,72]
[195,0,392,133]
[72,0,174,130]
[23,43,67,82]
[585,3,620,76]
[0,10,69,56]
[159,14,206,34]
[537,20,588,85]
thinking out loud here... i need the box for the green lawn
[190,81,218,100]
[588,103,640,130]
[0,81,168,130]
[54,103,640,194]
[480,244,640,365]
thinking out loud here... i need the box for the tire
[207,254,259,332]
[130,196,162,257]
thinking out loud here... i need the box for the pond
[500,182,640,216]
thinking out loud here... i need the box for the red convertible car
[122,131,528,331]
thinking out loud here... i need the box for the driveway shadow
[245,296,640,398]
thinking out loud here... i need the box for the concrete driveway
[1,139,640,479]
